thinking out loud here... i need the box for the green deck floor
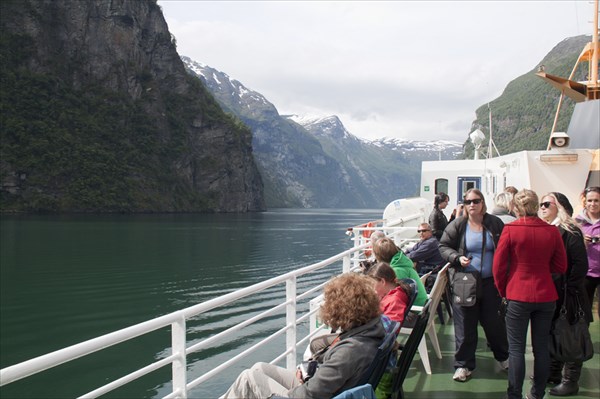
[398,309,600,399]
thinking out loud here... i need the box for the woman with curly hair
[220,273,384,399]
[539,192,591,396]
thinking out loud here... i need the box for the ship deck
[399,307,600,399]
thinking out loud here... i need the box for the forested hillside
[0,0,265,212]
[466,36,590,157]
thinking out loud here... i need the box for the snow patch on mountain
[287,113,463,155]
[181,56,270,107]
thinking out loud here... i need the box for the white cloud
[158,0,593,142]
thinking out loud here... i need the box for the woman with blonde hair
[439,188,509,382]
[492,192,516,224]
[220,273,384,399]
[493,189,567,399]
[539,192,591,396]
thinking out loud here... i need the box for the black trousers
[451,277,509,370]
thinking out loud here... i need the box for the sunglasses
[463,199,482,205]
[540,201,555,209]
[417,229,430,233]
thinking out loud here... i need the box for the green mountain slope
[466,35,590,157]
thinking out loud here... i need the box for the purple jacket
[576,210,600,278]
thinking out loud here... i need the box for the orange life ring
[363,222,374,257]
[362,222,374,239]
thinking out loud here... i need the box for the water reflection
[0,209,381,398]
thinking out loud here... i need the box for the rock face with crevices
[0,0,265,212]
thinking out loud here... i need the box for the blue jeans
[505,300,555,399]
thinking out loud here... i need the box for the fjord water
[0,209,381,398]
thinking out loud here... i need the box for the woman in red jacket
[366,262,411,325]
[493,189,568,399]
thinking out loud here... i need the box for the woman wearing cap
[575,187,600,321]
[439,188,509,383]
[539,192,591,396]
[494,190,567,399]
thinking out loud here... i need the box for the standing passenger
[540,192,591,397]
[439,188,509,382]
[492,192,517,224]
[493,189,567,399]
[575,187,600,321]
[429,192,455,240]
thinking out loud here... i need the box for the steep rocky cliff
[183,58,462,208]
[0,0,265,212]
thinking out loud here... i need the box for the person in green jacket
[373,237,428,307]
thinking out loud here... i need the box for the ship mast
[536,0,600,149]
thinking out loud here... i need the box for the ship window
[464,181,475,191]
[435,179,448,194]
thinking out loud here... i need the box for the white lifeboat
[383,197,431,238]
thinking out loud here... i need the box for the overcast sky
[157,0,593,142]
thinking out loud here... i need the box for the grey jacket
[288,317,385,399]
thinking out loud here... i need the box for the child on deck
[366,262,412,324]
[366,262,413,399]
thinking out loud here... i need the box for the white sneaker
[499,359,509,370]
[453,367,472,382]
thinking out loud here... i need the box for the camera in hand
[298,360,318,381]
[591,236,599,244]
[359,259,376,273]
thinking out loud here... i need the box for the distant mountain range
[1,0,586,213]
[183,57,462,208]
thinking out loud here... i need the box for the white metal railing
[0,238,377,398]
[0,221,419,398]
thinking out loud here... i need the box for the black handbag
[548,287,594,363]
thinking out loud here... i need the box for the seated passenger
[219,273,384,399]
[366,262,411,324]
[405,223,445,276]
[366,262,411,399]
[373,237,428,307]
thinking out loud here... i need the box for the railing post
[172,315,187,398]
[343,255,351,273]
[286,277,297,370]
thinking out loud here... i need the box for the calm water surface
[0,209,381,398]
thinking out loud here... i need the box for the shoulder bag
[450,228,487,307]
[548,285,594,363]
[450,268,481,307]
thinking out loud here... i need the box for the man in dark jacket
[406,223,445,275]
